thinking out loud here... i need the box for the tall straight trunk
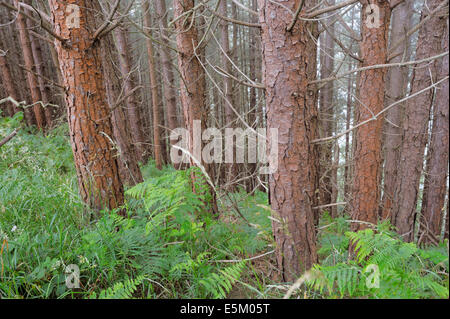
[258,0,319,281]
[318,0,335,213]
[15,0,45,129]
[5,5,32,120]
[49,43,66,119]
[0,28,20,116]
[143,0,163,170]
[381,0,413,221]
[344,6,357,205]
[331,143,339,217]
[174,0,218,214]
[156,50,169,165]
[219,0,237,190]
[344,61,353,200]
[27,16,53,127]
[33,0,65,112]
[445,198,449,240]
[49,0,124,211]
[419,21,449,245]
[114,25,147,162]
[154,0,179,144]
[392,0,447,241]
[350,1,391,232]
[245,0,260,193]
[100,32,143,186]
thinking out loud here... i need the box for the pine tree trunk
[318,0,336,215]
[258,0,319,280]
[15,0,45,129]
[381,0,413,221]
[154,0,180,148]
[0,27,20,116]
[350,1,391,232]
[49,0,124,211]
[245,0,260,193]
[174,0,218,214]
[418,21,449,245]
[5,5,32,121]
[219,0,237,191]
[344,61,353,202]
[143,0,163,170]
[100,32,143,186]
[114,25,147,162]
[392,0,447,241]
[27,15,53,127]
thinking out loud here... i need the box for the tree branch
[286,0,305,32]
[0,1,65,42]
[0,128,20,148]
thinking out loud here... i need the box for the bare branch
[0,1,65,42]
[306,0,359,18]
[310,51,449,85]
[0,127,20,148]
[312,75,449,144]
[203,2,261,28]
[286,0,305,32]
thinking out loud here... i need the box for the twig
[286,0,305,32]
[306,0,359,18]
[92,0,121,41]
[310,51,449,85]
[0,1,65,42]
[0,128,20,148]
[203,2,261,28]
[313,202,347,210]
[312,75,449,143]
[213,250,275,263]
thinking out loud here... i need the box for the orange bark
[258,0,319,280]
[351,1,391,232]
[49,0,124,211]
[15,0,45,129]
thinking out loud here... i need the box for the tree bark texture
[392,0,447,241]
[381,0,413,221]
[351,0,391,232]
[174,0,218,214]
[419,19,449,245]
[15,0,45,129]
[49,0,124,211]
[258,0,319,281]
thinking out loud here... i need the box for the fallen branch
[0,128,20,148]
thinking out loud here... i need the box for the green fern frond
[199,262,246,299]
[89,275,145,299]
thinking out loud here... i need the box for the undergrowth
[0,115,274,298]
[1,114,448,299]
[298,214,449,299]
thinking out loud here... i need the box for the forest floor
[0,115,448,299]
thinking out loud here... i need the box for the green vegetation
[307,216,449,298]
[0,116,448,299]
